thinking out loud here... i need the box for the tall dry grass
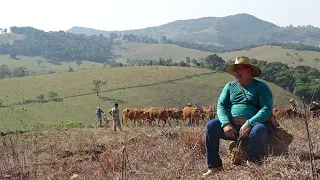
[0,117,319,180]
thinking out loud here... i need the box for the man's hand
[223,124,236,138]
[239,122,251,137]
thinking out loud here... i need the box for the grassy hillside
[113,42,210,61]
[218,45,320,69]
[0,66,299,132]
[0,33,25,44]
[0,55,104,74]
[113,42,320,69]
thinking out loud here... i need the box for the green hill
[0,55,104,74]
[0,66,300,132]
[113,42,320,69]
[113,42,210,61]
[68,13,320,48]
[218,45,320,69]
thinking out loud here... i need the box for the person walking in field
[95,106,105,128]
[109,103,122,131]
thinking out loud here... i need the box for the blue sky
[1,0,319,32]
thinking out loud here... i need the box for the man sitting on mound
[203,56,274,176]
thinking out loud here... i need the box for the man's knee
[249,123,269,138]
[206,119,221,132]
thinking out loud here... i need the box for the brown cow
[183,106,194,125]
[191,108,205,125]
[202,106,216,121]
[148,107,163,124]
[148,107,173,125]
[122,108,149,126]
[133,109,149,126]
[122,108,136,125]
[272,108,303,119]
[183,106,204,125]
[158,109,173,126]
[170,108,184,124]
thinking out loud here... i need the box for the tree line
[118,32,320,53]
[0,27,114,63]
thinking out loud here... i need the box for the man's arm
[246,82,274,126]
[108,109,113,116]
[217,83,232,128]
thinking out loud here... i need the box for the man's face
[233,64,252,83]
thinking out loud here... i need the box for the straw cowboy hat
[224,56,261,77]
[312,101,319,105]
[289,99,294,102]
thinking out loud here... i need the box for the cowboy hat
[289,99,294,102]
[224,56,261,77]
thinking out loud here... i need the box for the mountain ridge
[67,13,320,48]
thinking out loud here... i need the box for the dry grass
[0,117,319,180]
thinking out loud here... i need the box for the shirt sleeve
[246,82,274,126]
[217,82,232,128]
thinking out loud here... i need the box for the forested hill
[68,13,320,48]
[0,27,114,62]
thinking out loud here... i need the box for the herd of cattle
[121,106,216,126]
[273,107,320,120]
[119,105,320,127]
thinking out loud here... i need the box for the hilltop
[68,13,320,48]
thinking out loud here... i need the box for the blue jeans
[205,119,270,168]
[97,117,102,127]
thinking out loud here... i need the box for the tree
[3,28,7,34]
[48,91,58,101]
[191,59,198,66]
[160,36,167,44]
[186,57,191,66]
[0,28,3,33]
[37,60,43,67]
[203,54,225,70]
[251,58,258,64]
[92,80,106,96]
[158,58,165,66]
[12,66,28,77]
[109,32,118,41]
[179,60,188,67]
[37,94,45,102]
[9,52,17,59]
[76,60,82,68]
[68,66,73,72]
[165,58,173,66]
[0,64,11,78]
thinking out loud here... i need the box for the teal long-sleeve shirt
[217,79,274,127]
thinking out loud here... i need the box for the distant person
[203,56,274,177]
[310,101,320,118]
[95,106,105,128]
[289,99,297,112]
[109,103,122,131]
